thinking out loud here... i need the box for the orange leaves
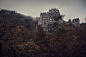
[20,25,24,28]
[68,27,71,30]
[17,39,41,53]
[68,27,77,32]
[50,38,56,43]
[37,25,43,31]
[17,28,22,31]
[14,25,27,32]
[13,34,17,36]
[26,40,41,50]
[68,28,77,36]
[36,25,46,40]
[16,25,27,29]
[72,36,78,41]
[50,33,57,43]
[63,23,69,27]
[72,29,77,32]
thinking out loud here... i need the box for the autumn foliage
[63,23,69,27]
[36,25,46,40]
[0,9,85,57]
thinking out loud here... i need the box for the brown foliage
[36,25,46,40]
[63,23,69,27]
[50,33,57,43]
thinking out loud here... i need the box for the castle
[38,8,80,32]
[38,8,60,25]
[38,8,64,32]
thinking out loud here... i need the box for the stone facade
[38,8,64,32]
[67,18,80,27]
[38,8,60,26]
[72,18,80,27]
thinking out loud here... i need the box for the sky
[0,0,86,23]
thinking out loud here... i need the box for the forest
[0,10,86,57]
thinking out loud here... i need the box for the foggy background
[0,0,86,23]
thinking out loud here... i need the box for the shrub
[53,26,68,34]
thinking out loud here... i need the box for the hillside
[0,9,39,57]
[0,9,86,57]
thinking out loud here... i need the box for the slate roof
[68,19,71,23]
[72,18,79,23]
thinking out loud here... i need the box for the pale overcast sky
[0,0,86,23]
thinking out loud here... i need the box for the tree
[53,15,64,26]
[36,25,46,40]
[64,23,69,27]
